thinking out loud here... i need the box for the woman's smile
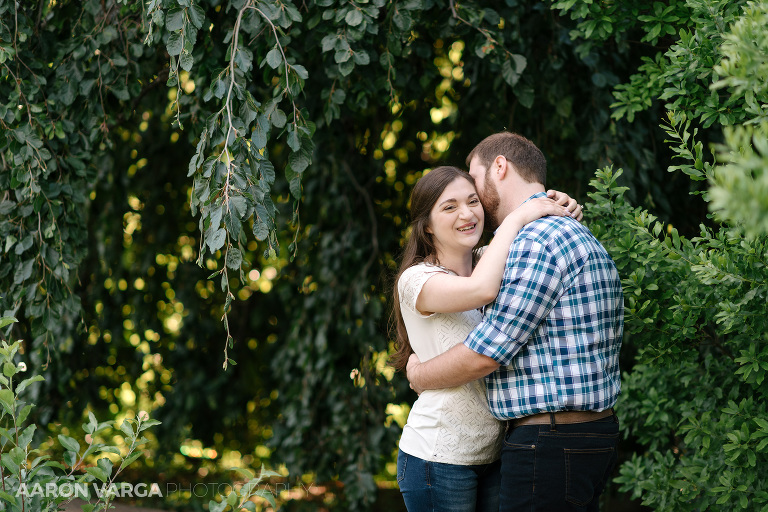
[457,222,478,233]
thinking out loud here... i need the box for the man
[407,132,624,512]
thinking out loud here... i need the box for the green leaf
[339,59,355,76]
[17,424,35,451]
[293,64,309,79]
[271,109,287,129]
[265,48,282,69]
[334,49,351,64]
[17,404,32,425]
[514,84,535,108]
[287,129,300,152]
[208,499,227,512]
[230,196,247,218]
[58,435,81,453]
[180,51,194,72]
[167,32,183,56]
[253,220,269,241]
[138,419,161,432]
[0,488,17,505]
[353,50,370,65]
[289,151,310,174]
[166,8,185,31]
[0,317,16,329]
[13,259,34,284]
[392,11,412,31]
[0,389,14,414]
[226,248,242,269]
[502,58,520,87]
[321,34,337,53]
[86,465,109,482]
[122,451,142,467]
[346,9,363,26]
[252,114,269,148]
[289,176,301,199]
[207,228,227,253]
[119,420,135,438]
[254,489,276,508]
[233,467,255,480]
[189,4,206,29]
[110,85,130,101]
[16,375,44,394]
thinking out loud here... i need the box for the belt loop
[549,412,556,431]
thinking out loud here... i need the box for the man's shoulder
[518,215,587,244]
[516,216,610,263]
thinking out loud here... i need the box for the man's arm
[406,343,499,394]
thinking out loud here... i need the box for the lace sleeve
[398,264,448,317]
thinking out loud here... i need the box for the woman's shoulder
[400,261,449,280]
[397,262,450,302]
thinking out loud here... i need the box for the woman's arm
[415,197,569,314]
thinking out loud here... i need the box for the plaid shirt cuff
[464,321,523,366]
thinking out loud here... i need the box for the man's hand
[406,353,424,395]
[547,189,584,222]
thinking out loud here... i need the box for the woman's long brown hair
[390,166,476,371]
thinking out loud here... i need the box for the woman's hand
[506,197,570,228]
[547,189,583,221]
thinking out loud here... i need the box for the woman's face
[426,177,485,256]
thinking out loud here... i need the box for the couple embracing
[392,132,624,512]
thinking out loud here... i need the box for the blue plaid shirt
[465,192,624,420]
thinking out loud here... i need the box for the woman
[391,166,579,512]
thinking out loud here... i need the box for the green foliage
[712,0,768,124]
[552,0,692,52]
[564,4,768,506]
[710,123,768,237]
[0,316,157,511]
[587,167,768,510]
[207,466,283,512]
[145,0,319,367]
[557,0,748,126]
[0,0,134,367]
[7,0,764,509]
[708,1,768,236]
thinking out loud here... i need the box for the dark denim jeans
[499,415,619,512]
[397,449,501,512]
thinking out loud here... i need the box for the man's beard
[482,169,502,232]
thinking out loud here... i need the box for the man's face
[468,156,501,231]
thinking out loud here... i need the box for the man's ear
[494,155,508,179]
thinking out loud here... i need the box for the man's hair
[466,132,547,186]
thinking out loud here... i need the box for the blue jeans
[397,449,501,512]
[499,415,619,512]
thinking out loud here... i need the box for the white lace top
[397,263,504,465]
